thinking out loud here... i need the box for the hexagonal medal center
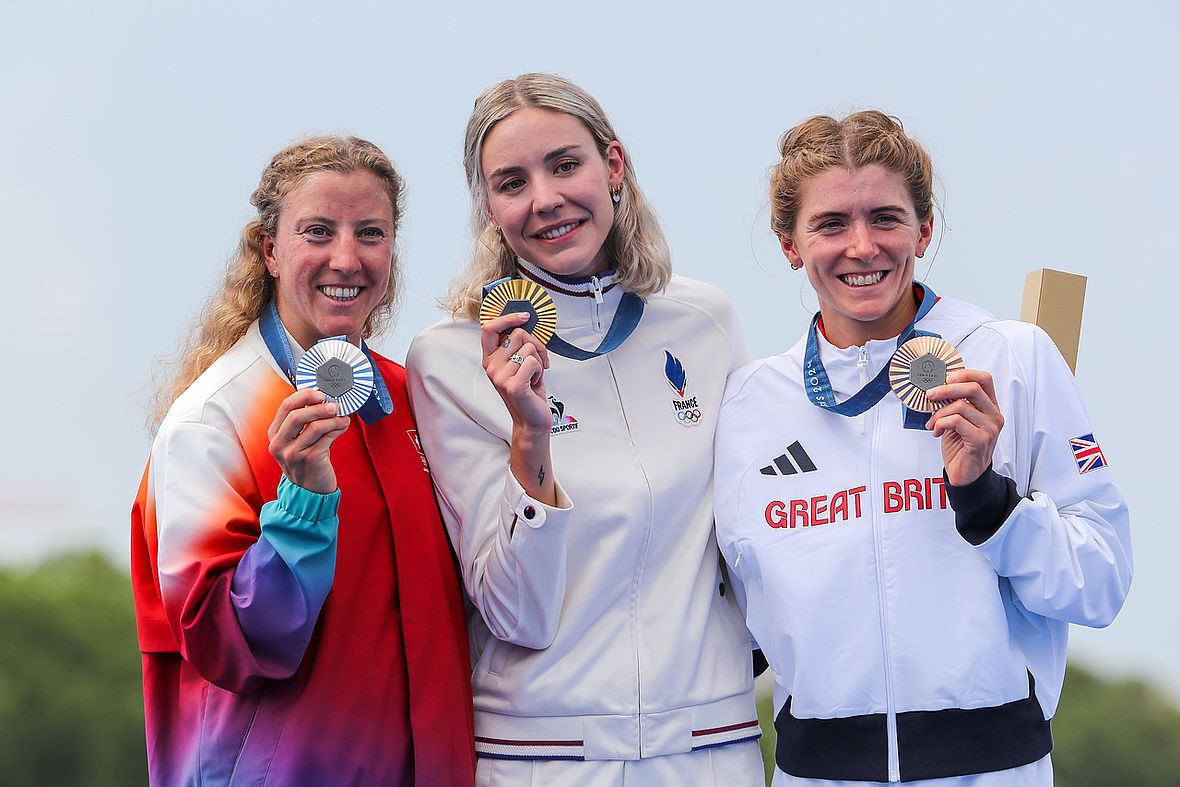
[316,358,354,397]
[908,353,946,391]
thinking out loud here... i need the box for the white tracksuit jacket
[407,264,761,766]
[714,294,1132,785]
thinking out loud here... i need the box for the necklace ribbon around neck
[491,270,645,361]
[545,290,644,360]
[803,282,940,428]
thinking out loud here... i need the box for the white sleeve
[713,366,758,648]
[406,326,572,649]
[974,325,1132,628]
[717,290,751,374]
[681,278,750,374]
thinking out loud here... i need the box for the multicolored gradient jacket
[132,321,475,786]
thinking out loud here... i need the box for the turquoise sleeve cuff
[272,475,341,525]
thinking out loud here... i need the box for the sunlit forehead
[279,170,395,230]
[481,108,599,179]
[799,164,917,229]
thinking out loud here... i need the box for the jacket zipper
[589,275,605,333]
[609,353,654,756]
[856,346,869,435]
[868,400,901,782]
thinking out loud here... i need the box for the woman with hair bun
[407,73,764,785]
[132,136,475,786]
[714,111,1132,785]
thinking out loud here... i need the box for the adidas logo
[759,441,817,476]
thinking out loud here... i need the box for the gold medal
[888,336,964,412]
[479,278,558,345]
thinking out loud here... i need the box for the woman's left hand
[924,368,1004,487]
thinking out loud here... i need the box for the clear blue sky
[2,0,1176,696]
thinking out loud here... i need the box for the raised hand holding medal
[261,336,372,494]
[888,338,1006,487]
[478,277,555,436]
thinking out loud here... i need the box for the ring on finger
[509,353,524,365]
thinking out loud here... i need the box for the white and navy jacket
[407,263,760,763]
[714,294,1132,784]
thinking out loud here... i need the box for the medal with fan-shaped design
[888,336,964,412]
[294,338,375,416]
[479,278,558,345]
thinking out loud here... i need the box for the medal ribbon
[546,291,644,360]
[483,277,645,361]
[260,299,393,424]
[803,282,940,428]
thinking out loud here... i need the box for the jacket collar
[515,258,624,331]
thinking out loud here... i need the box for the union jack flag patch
[1069,433,1108,474]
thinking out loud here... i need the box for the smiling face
[261,169,394,349]
[480,107,624,279]
[780,163,934,348]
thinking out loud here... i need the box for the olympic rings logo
[677,409,702,423]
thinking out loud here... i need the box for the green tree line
[1,552,1177,785]
[0,553,146,786]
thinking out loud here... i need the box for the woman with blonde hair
[714,111,1132,785]
[132,136,475,786]
[407,73,764,785]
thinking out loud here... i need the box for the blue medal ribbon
[483,277,645,361]
[259,299,393,424]
[546,291,644,360]
[803,283,940,429]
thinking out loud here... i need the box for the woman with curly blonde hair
[407,73,764,785]
[150,138,404,429]
[133,136,475,786]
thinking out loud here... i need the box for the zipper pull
[857,347,869,417]
[590,276,604,304]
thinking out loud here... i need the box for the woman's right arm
[406,322,573,650]
[480,312,558,506]
[148,391,348,692]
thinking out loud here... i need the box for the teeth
[842,271,884,287]
[320,286,361,300]
[539,222,578,240]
